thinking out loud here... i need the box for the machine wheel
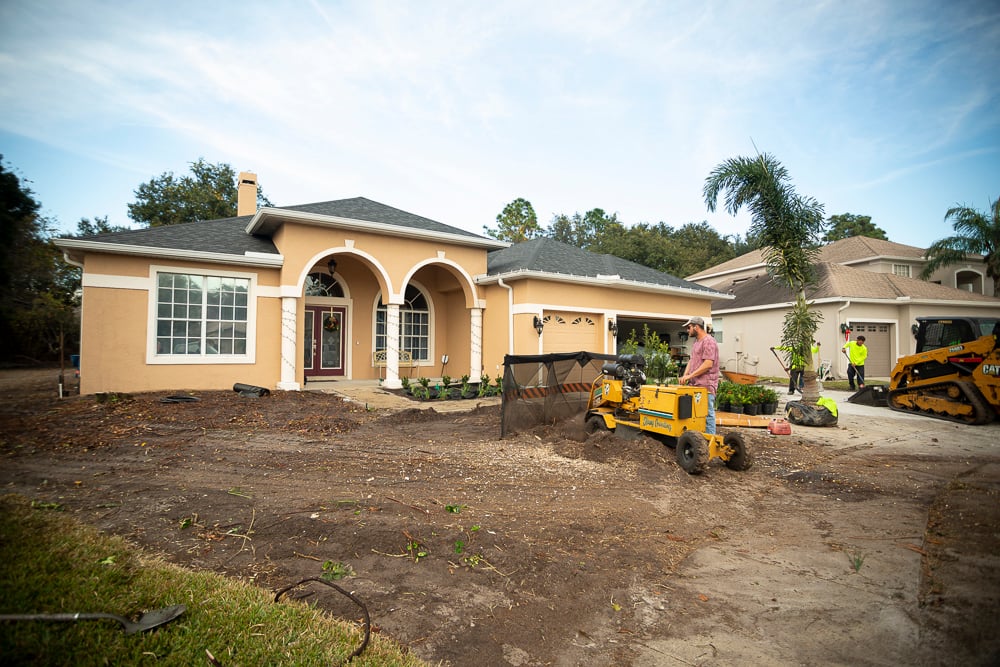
[585,415,610,434]
[723,432,753,471]
[676,431,709,475]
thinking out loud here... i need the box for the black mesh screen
[500,351,617,437]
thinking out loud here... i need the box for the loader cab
[913,317,999,353]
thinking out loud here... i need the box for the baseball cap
[682,316,705,328]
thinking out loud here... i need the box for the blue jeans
[707,392,716,435]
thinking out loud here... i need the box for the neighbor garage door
[849,322,891,377]
[542,312,601,354]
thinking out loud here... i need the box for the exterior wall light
[533,315,544,336]
[608,320,618,336]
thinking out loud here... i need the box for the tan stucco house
[55,175,729,395]
[685,237,1000,380]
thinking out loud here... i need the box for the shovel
[769,347,790,377]
[0,604,186,635]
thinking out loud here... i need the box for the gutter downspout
[497,278,514,356]
[837,300,851,378]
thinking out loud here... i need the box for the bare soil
[1,369,998,666]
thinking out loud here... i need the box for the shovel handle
[0,612,123,624]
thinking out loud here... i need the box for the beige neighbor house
[55,174,729,395]
[685,237,1000,381]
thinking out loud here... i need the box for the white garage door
[849,322,892,377]
[542,312,601,354]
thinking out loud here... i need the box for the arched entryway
[304,270,348,380]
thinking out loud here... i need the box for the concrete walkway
[304,379,501,412]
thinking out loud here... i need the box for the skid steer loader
[584,354,751,474]
[886,316,1000,425]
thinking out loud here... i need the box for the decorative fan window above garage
[305,272,344,297]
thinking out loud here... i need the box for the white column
[470,307,483,379]
[383,303,402,389]
[277,296,300,390]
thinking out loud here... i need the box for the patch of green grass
[321,560,354,581]
[848,551,866,573]
[0,494,425,666]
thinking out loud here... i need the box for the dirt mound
[2,369,998,666]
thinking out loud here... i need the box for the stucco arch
[402,257,481,308]
[954,268,984,294]
[294,247,394,299]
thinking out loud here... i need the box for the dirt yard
[1,368,998,666]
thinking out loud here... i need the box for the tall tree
[76,215,130,236]
[921,195,1000,298]
[704,153,826,405]
[484,197,542,242]
[823,213,888,242]
[128,158,272,227]
[549,208,623,250]
[0,156,78,363]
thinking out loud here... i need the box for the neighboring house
[686,248,1000,380]
[688,236,995,296]
[55,174,728,394]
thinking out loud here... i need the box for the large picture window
[375,285,429,361]
[156,273,250,356]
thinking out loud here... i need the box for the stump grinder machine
[584,354,752,474]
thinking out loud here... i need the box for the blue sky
[2,1,998,250]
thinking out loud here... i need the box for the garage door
[542,312,601,354]
[849,322,891,377]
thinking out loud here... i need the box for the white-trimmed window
[155,272,250,356]
[892,264,911,278]
[375,285,430,361]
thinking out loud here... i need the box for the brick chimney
[237,172,258,217]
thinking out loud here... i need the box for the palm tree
[703,153,826,405]
[920,195,1000,298]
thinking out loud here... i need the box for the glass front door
[305,306,345,378]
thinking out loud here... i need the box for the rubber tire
[723,432,753,471]
[585,415,610,434]
[676,431,709,475]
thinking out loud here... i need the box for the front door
[305,306,346,378]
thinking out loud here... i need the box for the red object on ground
[768,418,792,435]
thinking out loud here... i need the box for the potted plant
[762,387,779,414]
[716,381,735,413]
[726,383,745,414]
[743,384,762,416]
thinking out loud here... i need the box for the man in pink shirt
[679,316,720,434]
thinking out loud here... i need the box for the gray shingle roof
[687,235,952,280]
[279,197,491,240]
[60,197,499,256]
[488,237,724,296]
[70,215,278,256]
[714,262,1000,309]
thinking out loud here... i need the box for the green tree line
[3,150,992,367]
[0,157,271,365]
[483,198,904,279]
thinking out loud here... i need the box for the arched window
[375,285,429,361]
[305,272,345,297]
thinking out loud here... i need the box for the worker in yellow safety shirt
[842,335,867,391]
